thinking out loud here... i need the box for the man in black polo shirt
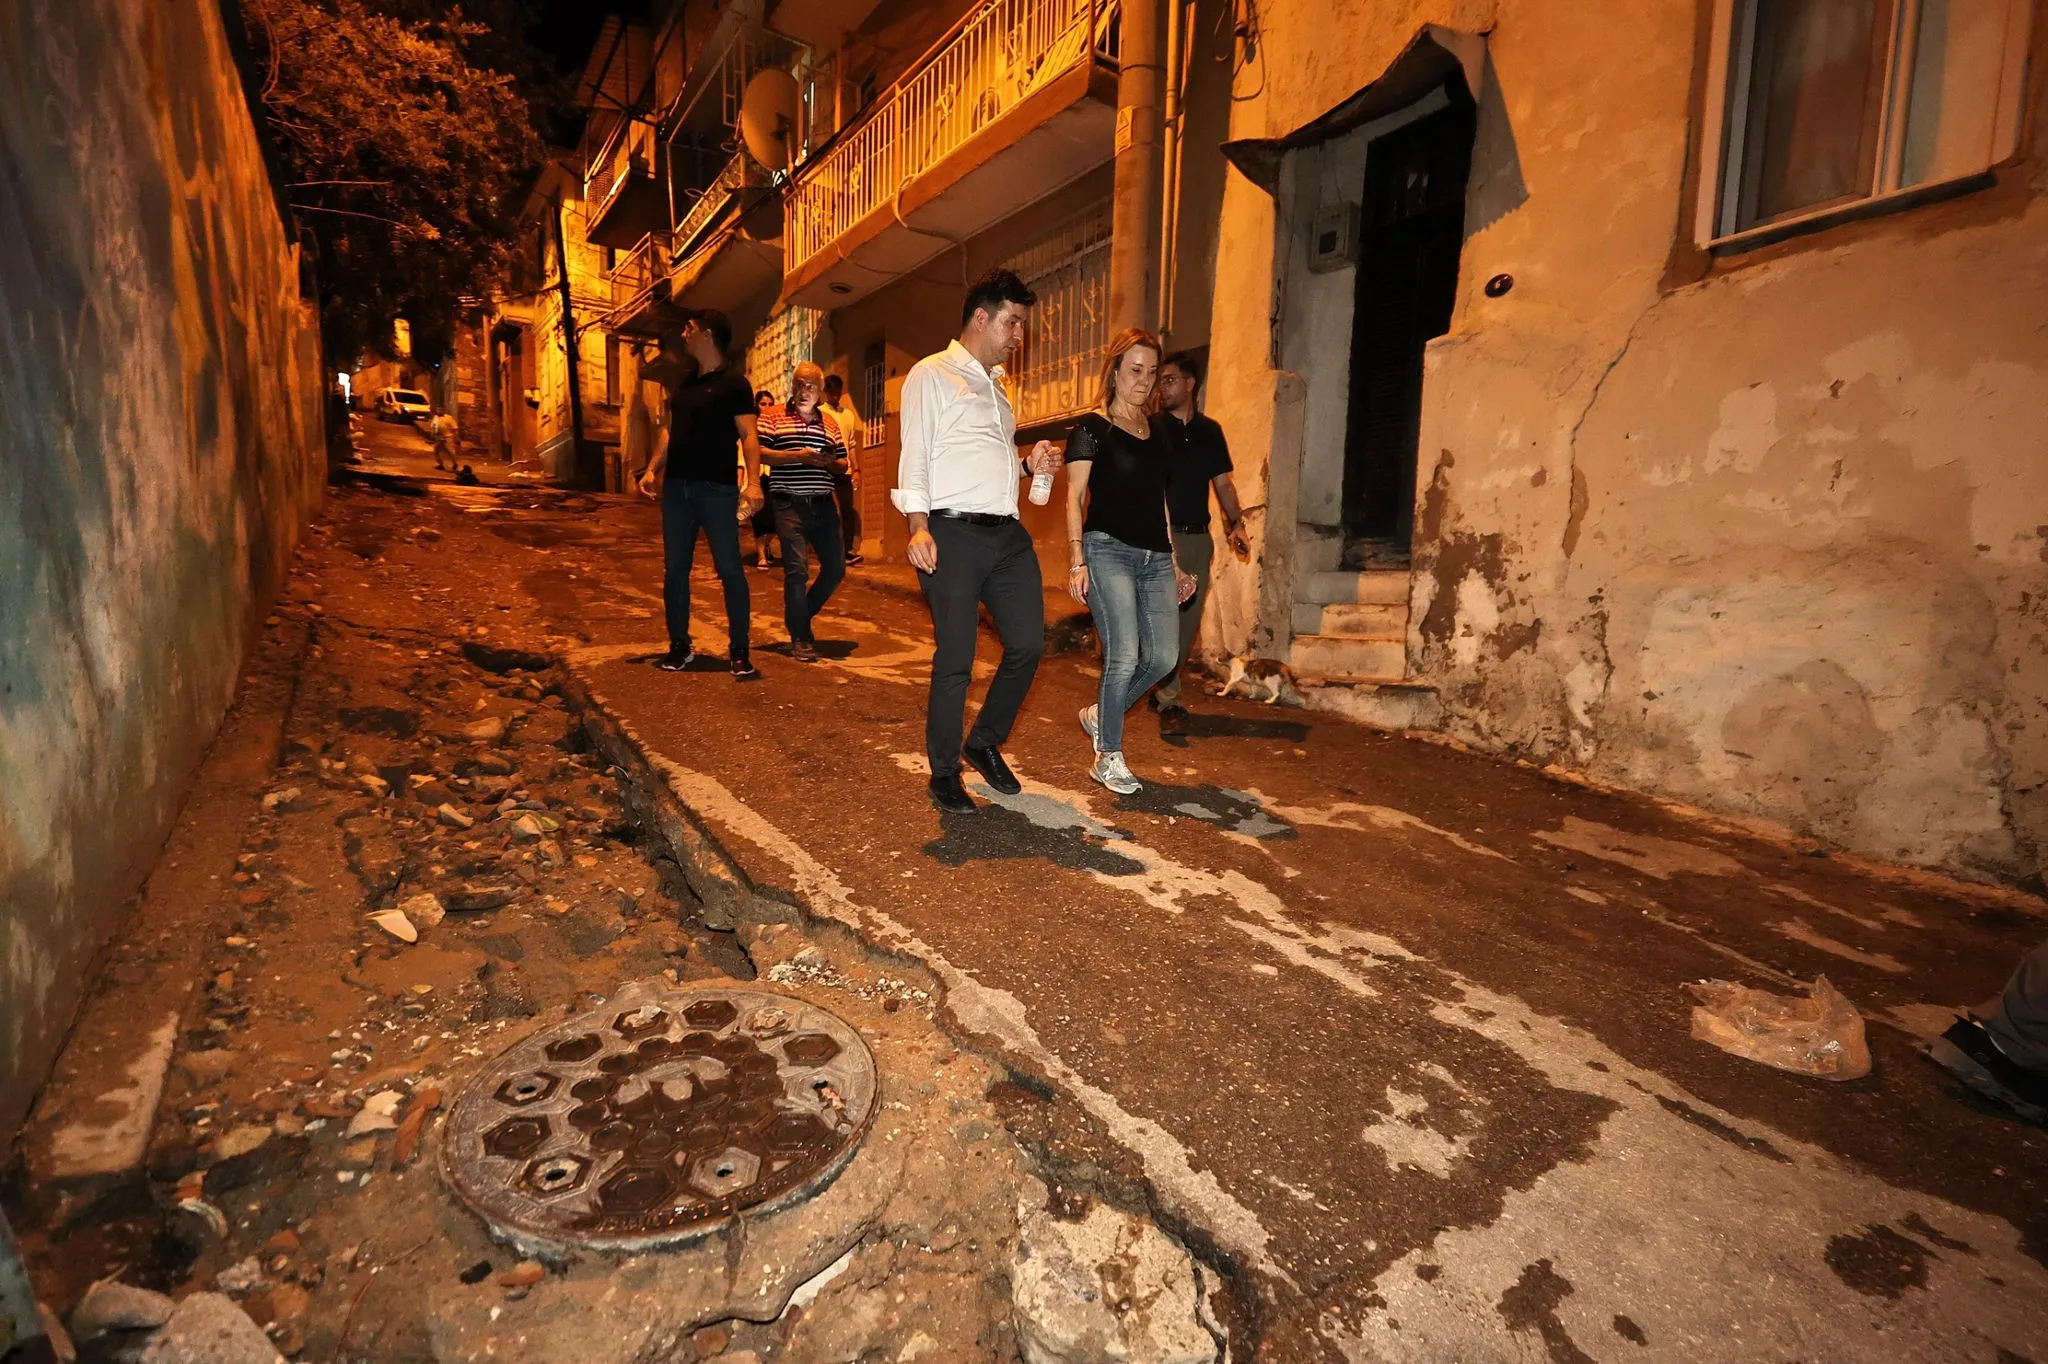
[637,309,763,680]
[1152,350,1248,731]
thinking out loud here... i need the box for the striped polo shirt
[757,406,845,499]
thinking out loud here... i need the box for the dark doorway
[1340,88,1476,564]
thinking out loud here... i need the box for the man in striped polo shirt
[757,361,848,663]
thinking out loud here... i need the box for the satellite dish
[738,69,801,173]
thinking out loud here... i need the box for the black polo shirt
[665,368,756,484]
[1163,411,1232,530]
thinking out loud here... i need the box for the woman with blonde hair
[1063,328,1196,793]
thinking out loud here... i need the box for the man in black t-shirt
[1152,351,1248,729]
[637,309,763,679]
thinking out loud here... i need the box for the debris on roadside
[1688,975,1872,1080]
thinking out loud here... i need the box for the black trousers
[918,517,1045,778]
[770,492,845,645]
[661,478,750,659]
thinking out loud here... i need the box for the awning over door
[1220,26,1489,196]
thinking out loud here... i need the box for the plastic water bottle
[1028,467,1054,505]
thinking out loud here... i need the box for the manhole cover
[440,981,878,1254]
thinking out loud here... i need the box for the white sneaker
[1079,703,1100,748]
[1089,750,1141,795]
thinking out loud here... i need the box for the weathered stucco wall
[0,0,325,1135]
[1202,0,2047,883]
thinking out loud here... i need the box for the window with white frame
[1004,198,1113,429]
[1698,0,2031,246]
[861,340,887,450]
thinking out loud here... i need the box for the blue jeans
[771,492,845,645]
[1083,530,1178,754]
[661,479,750,659]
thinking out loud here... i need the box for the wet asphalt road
[342,476,2048,1362]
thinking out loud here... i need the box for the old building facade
[1196,0,2047,883]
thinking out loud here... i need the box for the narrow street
[13,474,2045,1362]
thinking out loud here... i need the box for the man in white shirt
[895,268,1061,813]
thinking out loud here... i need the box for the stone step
[1293,677,1442,731]
[1291,600,1407,640]
[1297,570,1410,607]
[1289,633,1406,680]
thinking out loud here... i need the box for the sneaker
[790,640,820,663]
[731,655,761,681]
[844,551,865,566]
[654,651,696,672]
[1089,750,1141,795]
[1925,1017,2048,1125]
[1079,703,1100,749]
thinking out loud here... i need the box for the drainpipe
[1109,0,1168,334]
[1157,0,1187,339]
[552,193,593,488]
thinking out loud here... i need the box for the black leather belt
[929,509,1014,526]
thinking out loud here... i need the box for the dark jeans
[771,492,845,645]
[1156,528,1215,706]
[918,516,1045,778]
[833,469,862,554]
[1082,531,1179,753]
[661,478,750,659]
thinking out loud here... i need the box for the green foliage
[241,0,542,362]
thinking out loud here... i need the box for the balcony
[584,115,669,250]
[782,0,1119,310]
[665,152,785,330]
[607,234,683,340]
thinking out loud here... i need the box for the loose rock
[1010,1192,1215,1364]
[498,1260,546,1288]
[437,803,476,830]
[400,892,446,928]
[367,909,418,944]
[211,1125,272,1162]
[346,1090,404,1137]
[138,1292,285,1363]
[463,717,507,743]
[70,1279,176,1338]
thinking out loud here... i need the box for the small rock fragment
[70,1279,177,1338]
[692,1322,731,1356]
[357,774,390,798]
[180,1049,236,1087]
[463,717,507,743]
[138,1291,285,1363]
[211,1125,273,1162]
[340,1138,379,1168]
[391,1087,443,1168]
[214,1257,265,1296]
[260,788,301,813]
[498,1260,546,1288]
[505,812,545,842]
[367,909,417,944]
[261,1229,301,1256]
[346,1090,404,1137]
[400,892,446,928]
[437,803,476,830]
[459,1260,494,1285]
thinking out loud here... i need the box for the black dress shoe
[962,745,1021,795]
[928,774,976,813]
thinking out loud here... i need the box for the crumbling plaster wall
[1203,0,2048,882]
[0,0,325,1136]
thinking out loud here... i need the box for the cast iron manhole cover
[440,981,878,1254]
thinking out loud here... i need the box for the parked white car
[375,387,432,423]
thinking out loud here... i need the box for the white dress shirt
[892,340,1025,518]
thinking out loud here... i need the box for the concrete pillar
[1109,0,1168,335]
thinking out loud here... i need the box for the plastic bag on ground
[1687,975,1872,1080]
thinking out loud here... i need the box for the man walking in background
[758,361,848,663]
[821,373,865,565]
[637,309,763,680]
[1152,350,1248,734]
[895,269,1061,813]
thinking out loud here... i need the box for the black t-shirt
[1066,413,1173,553]
[1163,411,1233,529]
[665,368,756,484]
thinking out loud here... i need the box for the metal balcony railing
[609,232,670,299]
[584,115,660,212]
[785,0,1115,275]
[672,152,763,260]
